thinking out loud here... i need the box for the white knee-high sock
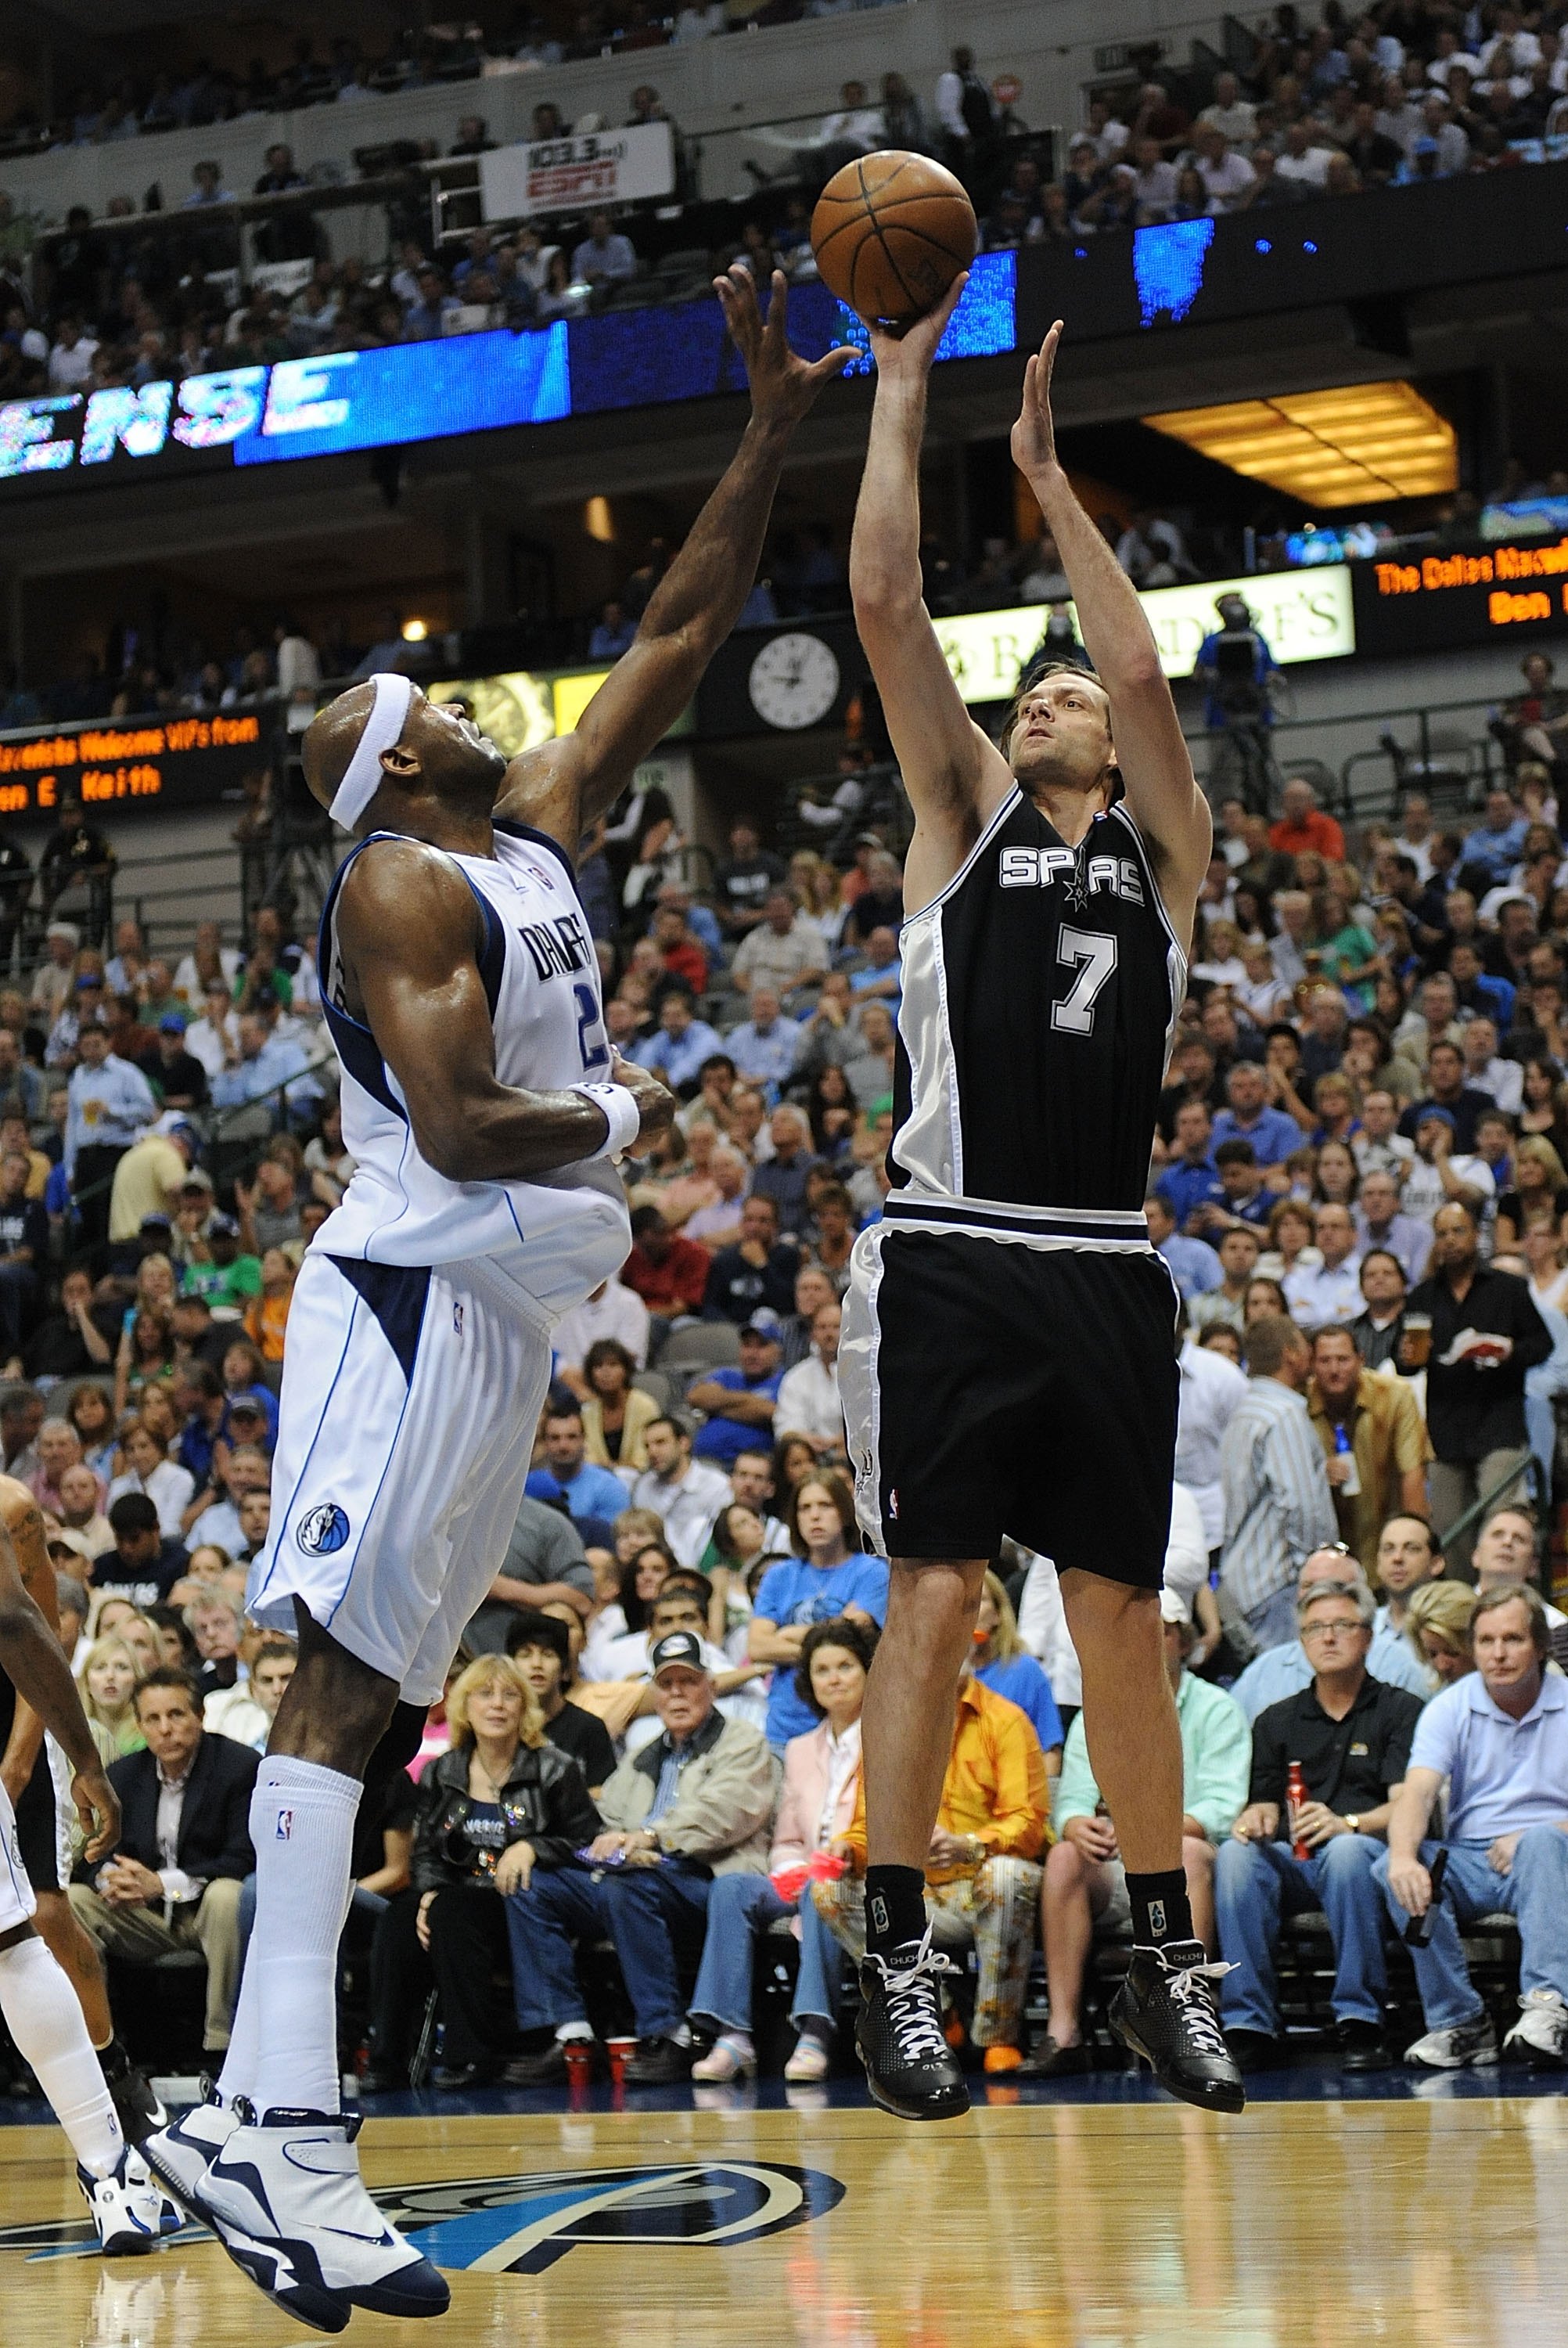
[215,1947,261,2111]
[0,1935,124,2177]
[244,1757,361,2121]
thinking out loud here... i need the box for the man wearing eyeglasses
[1214,1578,1425,2074]
[1227,1546,1433,1722]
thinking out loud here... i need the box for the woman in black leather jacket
[364,1655,600,2091]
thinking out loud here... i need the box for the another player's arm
[0,1481,60,1809]
[0,1507,118,1864]
[337,841,675,1173]
[501,268,853,855]
[1012,322,1212,945]
[853,277,1013,893]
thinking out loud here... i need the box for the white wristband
[575,1082,641,1161]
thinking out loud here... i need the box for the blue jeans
[687,1873,843,2035]
[1215,1833,1390,2033]
[1373,1831,1568,2030]
[505,1859,713,2041]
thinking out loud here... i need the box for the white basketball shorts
[0,1775,38,1936]
[249,1251,554,1705]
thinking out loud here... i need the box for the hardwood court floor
[1,2086,1563,2347]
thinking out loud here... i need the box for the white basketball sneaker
[196,2106,448,2335]
[80,2147,179,2256]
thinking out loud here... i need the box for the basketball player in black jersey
[838,287,1243,2119]
[0,1483,164,2147]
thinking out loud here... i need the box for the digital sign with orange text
[1354,538,1568,655]
[0,712,266,822]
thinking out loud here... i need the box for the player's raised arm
[504,266,853,852]
[851,277,1012,888]
[336,840,675,1175]
[1012,321,1211,940]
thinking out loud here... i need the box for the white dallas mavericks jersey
[318,820,631,1318]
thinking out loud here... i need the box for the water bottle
[1332,1420,1360,1497]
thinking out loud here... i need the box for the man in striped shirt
[1219,1315,1339,1651]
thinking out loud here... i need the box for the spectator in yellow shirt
[243,1248,296,1364]
[814,1666,1048,2071]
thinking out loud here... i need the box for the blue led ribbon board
[0,251,1016,491]
[233,322,571,463]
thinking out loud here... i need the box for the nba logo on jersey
[297,1502,351,1556]
[453,1302,465,1337]
[276,1810,293,1841]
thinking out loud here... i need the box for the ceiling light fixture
[1142,380,1457,508]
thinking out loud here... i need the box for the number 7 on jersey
[1051,926,1118,1035]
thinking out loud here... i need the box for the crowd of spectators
[2,703,1568,2097]
[1,0,930,164]
[0,45,1027,402]
[984,1,1568,254]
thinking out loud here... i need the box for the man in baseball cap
[690,1313,783,1471]
[153,1014,210,1114]
[501,1625,774,2093]
[108,1107,203,1258]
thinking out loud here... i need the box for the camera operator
[1195,593,1282,814]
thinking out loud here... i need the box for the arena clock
[746,633,841,731]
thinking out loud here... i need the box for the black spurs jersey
[888,790,1185,1225]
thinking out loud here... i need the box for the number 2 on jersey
[1051,926,1118,1035]
[574,981,610,1074]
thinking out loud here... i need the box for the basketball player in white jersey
[143,268,851,2335]
[838,288,1242,2119]
[0,1487,179,2253]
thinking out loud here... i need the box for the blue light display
[0,253,1016,491]
[234,326,570,465]
[1131,219,1217,326]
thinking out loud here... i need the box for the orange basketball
[810,150,977,329]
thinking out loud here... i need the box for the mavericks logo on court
[0,2159,843,2273]
[297,1503,351,1555]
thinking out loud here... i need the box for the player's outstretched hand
[73,1763,120,1865]
[611,1050,678,1151]
[714,265,854,427]
[1011,318,1064,482]
[865,268,967,377]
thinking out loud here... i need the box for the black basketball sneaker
[856,1931,969,2122]
[1110,1941,1246,2114]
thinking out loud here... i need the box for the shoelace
[867,1930,958,2066]
[1163,1956,1235,2062]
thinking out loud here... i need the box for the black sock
[865,1864,926,1958]
[1126,1870,1194,1950]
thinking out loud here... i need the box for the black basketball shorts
[840,1201,1180,1586]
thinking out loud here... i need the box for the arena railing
[1185,689,1515,825]
[25,107,1048,311]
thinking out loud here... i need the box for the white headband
[330,672,415,830]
